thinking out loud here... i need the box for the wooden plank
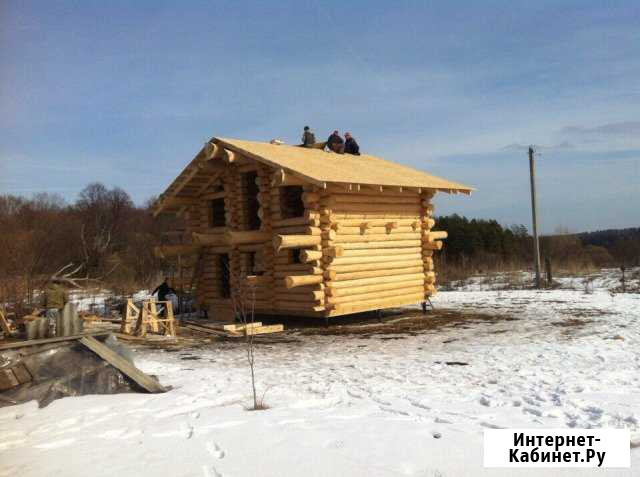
[244,324,284,335]
[222,322,263,331]
[184,323,231,337]
[0,369,19,391]
[11,363,32,384]
[79,336,167,393]
[0,308,11,336]
[0,332,110,351]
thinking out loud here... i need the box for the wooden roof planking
[154,136,473,216]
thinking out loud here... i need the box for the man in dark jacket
[301,126,316,147]
[326,130,344,153]
[344,132,360,155]
[152,277,176,302]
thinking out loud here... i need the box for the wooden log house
[153,137,472,320]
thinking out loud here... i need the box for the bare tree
[227,266,266,410]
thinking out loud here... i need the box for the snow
[2,275,639,476]
[447,267,640,293]
[69,289,153,312]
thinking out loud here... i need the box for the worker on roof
[344,132,360,155]
[301,126,316,147]
[326,130,345,154]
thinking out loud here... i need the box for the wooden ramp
[183,320,283,338]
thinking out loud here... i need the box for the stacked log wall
[184,159,445,318]
[270,179,325,313]
[319,186,438,316]
[193,174,231,310]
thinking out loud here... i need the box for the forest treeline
[0,184,638,305]
[0,184,172,308]
[433,215,639,282]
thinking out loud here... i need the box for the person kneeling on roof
[344,132,360,155]
[326,130,345,154]
[301,126,315,146]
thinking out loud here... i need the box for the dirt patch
[290,308,518,337]
[558,308,613,318]
[553,318,594,328]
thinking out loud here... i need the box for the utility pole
[528,147,542,288]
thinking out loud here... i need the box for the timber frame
[154,137,472,319]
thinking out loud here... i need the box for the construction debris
[0,333,166,408]
[183,320,284,338]
[121,299,177,338]
[0,308,15,338]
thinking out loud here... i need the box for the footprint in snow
[523,407,543,417]
[202,465,222,477]
[434,417,452,424]
[206,441,225,459]
[325,439,344,449]
[408,399,431,411]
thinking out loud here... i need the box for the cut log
[328,292,425,315]
[273,226,321,235]
[333,232,421,243]
[300,249,323,262]
[332,266,424,282]
[327,286,424,305]
[327,203,421,213]
[339,247,421,257]
[193,232,228,245]
[328,272,425,290]
[274,284,324,294]
[328,259,423,273]
[423,240,443,250]
[326,279,424,297]
[322,217,423,227]
[328,194,421,204]
[424,231,448,241]
[327,213,422,220]
[275,290,324,301]
[273,216,320,228]
[275,267,323,277]
[323,270,337,280]
[285,275,324,288]
[324,246,344,257]
[226,230,271,245]
[339,240,421,250]
[326,254,423,267]
[274,235,322,251]
[275,302,325,312]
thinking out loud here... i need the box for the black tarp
[0,334,160,408]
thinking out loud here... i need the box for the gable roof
[217,137,473,192]
[154,136,472,215]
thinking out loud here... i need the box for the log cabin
[153,137,472,320]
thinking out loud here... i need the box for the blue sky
[1,0,639,233]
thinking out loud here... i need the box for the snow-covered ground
[446,267,640,293]
[2,277,639,476]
